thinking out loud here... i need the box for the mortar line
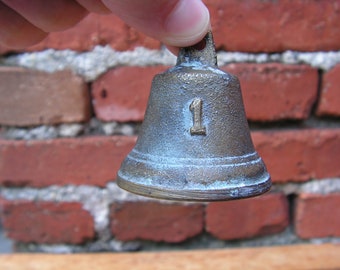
[1,47,340,83]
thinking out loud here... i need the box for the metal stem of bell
[116,31,271,201]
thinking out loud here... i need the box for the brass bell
[117,32,271,201]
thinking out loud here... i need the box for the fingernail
[163,0,210,47]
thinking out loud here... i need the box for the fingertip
[2,0,89,32]
[162,0,210,47]
[0,1,48,49]
[76,0,112,14]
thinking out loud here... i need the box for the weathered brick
[253,129,340,182]
[2,129,339,187]
[0,136,135,187]
[206,193,288,240]
[92,64,318,123]
[1,1,340,54]
[0,200,94,244]
[207,0,340,52]
[0,67,91,126]
[223,63,318,121]
[295,193,340,239]
[110,202,204,243]
[317,64,340,117]
[0,13,160,54]
[92,66,167,122]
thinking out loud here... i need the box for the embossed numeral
[190,98,206,135]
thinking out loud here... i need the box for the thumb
[102,0,210,48]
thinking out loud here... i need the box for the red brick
[0,136,135,187]
[223,63,318,121]
[206,193,288,240]
[92,64,318,123]
[110,202,204,243]
[0,67,91,126]
[1,1,340,54]
[207,0,340,52]
[0,13,160,54]
[92,66,167,122]
[295,193,340,239]
[317,64,340,117]
[0,200,94,244]
[253,129,340,183]
[2,129,338,187]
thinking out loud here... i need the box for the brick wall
[1,0,340,252]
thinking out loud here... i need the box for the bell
[117,32,271,201]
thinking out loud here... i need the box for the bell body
[117,33,271,201]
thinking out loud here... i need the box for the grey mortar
[0,118,141,140]
[2,47,340,82]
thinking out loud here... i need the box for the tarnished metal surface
[117,32,271,201]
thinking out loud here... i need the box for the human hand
[0,0,210,53]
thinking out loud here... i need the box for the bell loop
[176,31,218,67]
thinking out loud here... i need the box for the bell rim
[116,175,271,202]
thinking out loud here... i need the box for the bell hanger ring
[116,31,271,201]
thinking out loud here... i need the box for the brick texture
[223,63,318,121]
[295,193,340,239]
[35,13,159,51]
[208,0,340,52]
[110,202,204,243]
[253,129,340,182]
[92,64,318,123]
[0,0,339,248]
[0,200,94,244]
[205,193,288,240]
[92,66,167,122]
[317,64,340,117]
[2,1,340,54]
[0,13,160,54]
[1,129,339,187]
[0,67,91,126]
[0,136,135,187]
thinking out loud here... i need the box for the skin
[0,0,210,53]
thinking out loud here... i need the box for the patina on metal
[117,32,271,201]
